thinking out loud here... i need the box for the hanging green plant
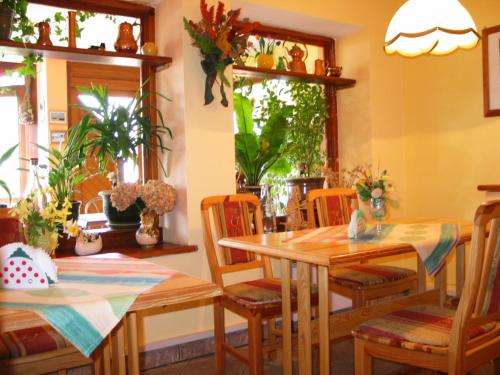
[183,0,258,107]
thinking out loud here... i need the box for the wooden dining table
[0,253,222,375]
[219,219,473,375]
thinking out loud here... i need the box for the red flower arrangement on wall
[183,0,258,107]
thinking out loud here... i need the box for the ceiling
[122,0,360,38]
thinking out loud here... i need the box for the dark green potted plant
[285,81,329,200]
[0,0,32,41]
[234,91,289,198]
[73,81,172,227]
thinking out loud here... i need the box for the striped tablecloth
[284,223,460,276]
[0,255,175,356]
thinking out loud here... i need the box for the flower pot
[69,200,81,223]
[257,54,274,69]
[99,191,141,229]
[75,233,102,256]
[286,177,325,202]
[238,185,264,200]
[0,6,13,40]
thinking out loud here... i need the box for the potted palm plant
[234,92,289,197]
[73,81,172,227]
[285,81,328,200]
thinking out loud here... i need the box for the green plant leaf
[233,93,254,134]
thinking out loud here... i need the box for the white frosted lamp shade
[384,0,480,57]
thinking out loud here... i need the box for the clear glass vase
[370,197,386,235]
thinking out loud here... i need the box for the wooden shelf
[56,227,197,259]
[0,39,172,70]
[233,65,356,89]
[477,185,500,192]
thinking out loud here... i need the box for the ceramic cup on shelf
[141,42,158,56]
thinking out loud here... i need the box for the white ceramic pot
[135,232,158,247]
[75,235,103,256]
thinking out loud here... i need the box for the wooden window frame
[236,22,340,170]
[30,0,159,180]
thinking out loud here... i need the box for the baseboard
[140,323,250,370]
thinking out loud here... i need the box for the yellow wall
[141,0,500,348]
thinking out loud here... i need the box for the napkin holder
[0,243,58,289]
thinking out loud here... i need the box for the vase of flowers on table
[355,168,394,235]
[11,188,79,257]
[110,180,177,247]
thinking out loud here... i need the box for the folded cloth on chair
[284,223,460,277]
[0,255,175,357]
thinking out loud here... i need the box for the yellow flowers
[65,220,80,238]
[10,188,78,255]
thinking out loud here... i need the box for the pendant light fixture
[384,0,480,57]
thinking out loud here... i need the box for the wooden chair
[201,194,316,375]
[306,188,417,308]
[352,200,500,375]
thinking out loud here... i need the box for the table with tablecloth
[219,219,472,375]
[0,253,222,375]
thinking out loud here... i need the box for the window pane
[0,96,20,201]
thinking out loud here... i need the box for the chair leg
[266,318,277,361]
[354,337,372,375]
[248,313,264,375]
[352,290,363,308]
[213,301,226,375]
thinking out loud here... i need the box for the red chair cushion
[352,305,497,354]
[330,264,416,288]
[224,278,292,308]
[221,200,255,265]
[0,326,71,359]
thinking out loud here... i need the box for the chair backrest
[449,200,500,372]
[0,217,22,247]
[200,194,272,287]
[306,188,358,228]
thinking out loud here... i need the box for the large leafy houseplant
[74,81,172,184]
[234,92,289,186]
[287,81,328,177]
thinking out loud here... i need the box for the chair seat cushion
[0,326,71,359]
[352,305,496,354]
[224,278,300,308]
[330,264,416,288]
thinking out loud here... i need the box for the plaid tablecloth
[0,255,175,356]
[284,223,460,276]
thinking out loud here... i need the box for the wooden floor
[65,337,497,374]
